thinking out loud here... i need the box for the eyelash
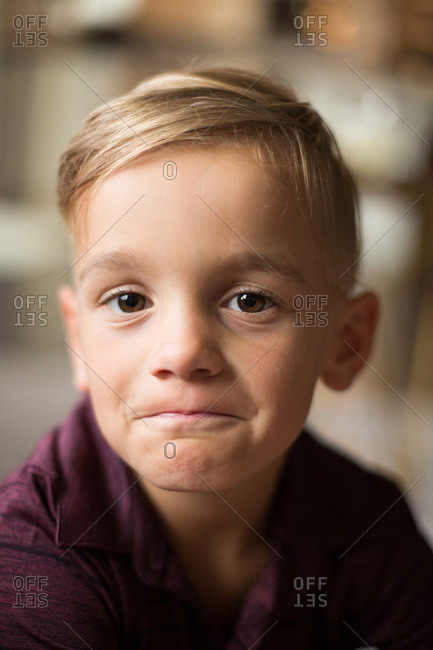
[225,286,282,309]
[98,286,139,306]
[98,285,285,313]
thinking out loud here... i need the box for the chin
[136,453,241,494]
[139,469,213,493]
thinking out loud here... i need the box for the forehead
[77,147,286,227]
[73,147,317,284]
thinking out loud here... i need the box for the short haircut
[57,66,359,291]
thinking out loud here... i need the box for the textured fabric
[0,396,432,649]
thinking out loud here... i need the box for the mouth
[146,410,239,421]
[139,406,244,426]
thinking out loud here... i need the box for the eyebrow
[78,249,306,284]
[78,249,146,283]
[223,251,306,283]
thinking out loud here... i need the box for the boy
[1,66,432,648]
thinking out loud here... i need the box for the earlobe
[57,285,89,393]
[321,292,379,391]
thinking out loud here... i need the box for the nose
[148,301,225,380]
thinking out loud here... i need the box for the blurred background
[1,0,432,542]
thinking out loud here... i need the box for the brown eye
[235,293,267,313]
[112,293,147,313]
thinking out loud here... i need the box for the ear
[321,292,379,391]
[57,285,89,393]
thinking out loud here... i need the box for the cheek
[255,330,326,415]
[79,319,138,410]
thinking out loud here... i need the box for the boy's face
[61,147,344,492]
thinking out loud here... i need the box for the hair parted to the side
[57,66,360,291]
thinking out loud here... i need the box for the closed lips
[148,409,238,417]
[142,405,243,418]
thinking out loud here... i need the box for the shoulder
[284,430,427,548]
[0,395,90,535]
[0,399,122,647]
[0,432,60,549]
[283,432,433,645]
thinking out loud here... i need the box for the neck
[139,453,287,554]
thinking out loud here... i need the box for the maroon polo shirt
[0,396,432,648]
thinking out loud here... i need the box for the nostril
[148,337,225,381]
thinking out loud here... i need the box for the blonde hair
[57,66,359,290]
